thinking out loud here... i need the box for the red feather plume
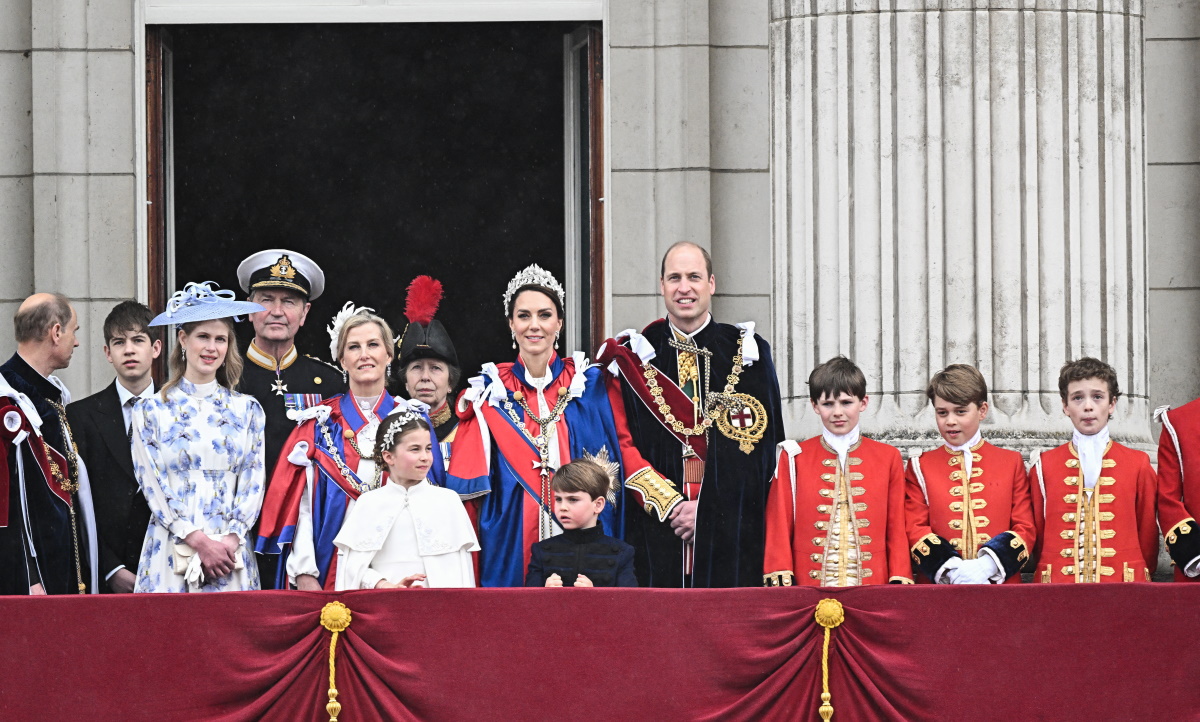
[404,276,443,325]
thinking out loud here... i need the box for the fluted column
[770,0,1148,453]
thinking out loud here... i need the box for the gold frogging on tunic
[1068,441,1117,583]
[818,442,865,587]
[946,440,987,556]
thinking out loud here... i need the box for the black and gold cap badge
[237,248,326,300]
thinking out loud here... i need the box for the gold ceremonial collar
[247,341,298,372]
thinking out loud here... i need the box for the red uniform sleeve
[1136,457,1160,574]
[605,375,682,521]
[886,451,914,583]
[903,457,934,547]
[1007,458,1037,556]
[763,446,797,586]
[1029,457,1046,568]
[1156,420,1192,535]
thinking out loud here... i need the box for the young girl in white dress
[132,282,267,593]
[334,407,478,590]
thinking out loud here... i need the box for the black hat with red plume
[396,276,459,370]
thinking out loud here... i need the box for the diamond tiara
[503,264,565,316]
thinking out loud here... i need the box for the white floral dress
[131,378,266,592]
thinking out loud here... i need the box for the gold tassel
[814,598,845,721]
[320,602,353,721]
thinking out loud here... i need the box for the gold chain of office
[642,345,746,436]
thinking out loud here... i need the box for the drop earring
[341,367,348,385]
[554,332,560,350]
[511,332,517,350]
[180,347,186,361]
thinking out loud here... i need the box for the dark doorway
[152,21,599,386]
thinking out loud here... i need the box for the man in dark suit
[67,301,162,593]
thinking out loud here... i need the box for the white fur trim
[734,322,759,366]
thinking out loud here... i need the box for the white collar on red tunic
[1073,425,1110,490]
[822,424,861,469]
[945,430,982,481]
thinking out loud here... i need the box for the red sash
[478,402,554,513]
[597,341,708,461]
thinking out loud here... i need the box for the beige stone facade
[0,0,1195,453]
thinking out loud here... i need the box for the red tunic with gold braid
[763,435,912,587]
[1155,400,1200,580]
[905,440,1036,583]
[1030,440,1158,584]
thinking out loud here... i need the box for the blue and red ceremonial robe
[447,352,668,588]
[256,393,444,589]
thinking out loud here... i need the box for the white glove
[934,556,963,584]
[952,555,1000,585]
[1185,555,1200,578]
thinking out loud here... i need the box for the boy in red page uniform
[905,365,1036,584]
[763,356,911,586]
[1030,358,1158,583]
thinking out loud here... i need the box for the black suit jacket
[66,381,151,591]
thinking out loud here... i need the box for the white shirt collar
[668,313,712,340]
[1072,425,1110,490]
[946,430,982,483]
[116,380,155,407]
[946,430,982,453]
[822,424,861,469]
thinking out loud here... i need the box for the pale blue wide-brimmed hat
[148,281,266,327]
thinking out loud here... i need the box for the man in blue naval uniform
[236,249,344,588]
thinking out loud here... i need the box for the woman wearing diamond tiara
[131,282,267,593]
[447,264,672,587]
[256,304,445,590]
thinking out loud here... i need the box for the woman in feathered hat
[396,276,462,455]
[445,264,672,587]
[254,304,444,591]
[131,282,267,592]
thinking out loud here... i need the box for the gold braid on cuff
[763,570,795,587]
[626,468,684,521]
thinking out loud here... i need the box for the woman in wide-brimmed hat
[132,281,266,592]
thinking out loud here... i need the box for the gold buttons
[314,377,322,384]
[343,429,354,439]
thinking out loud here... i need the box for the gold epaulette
[626,467,684,521]
[764,570,795,587]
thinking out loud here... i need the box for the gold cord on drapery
[814,598,845,721]
[320,602,353,721]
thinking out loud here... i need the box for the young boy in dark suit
[66,301,161,593]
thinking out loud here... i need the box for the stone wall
[1147,0,1200,421]
[607,0,773,343]
[0,0,1192,441]
[0,0,137,397]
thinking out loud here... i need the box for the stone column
[29,0,138,393]
[770,0,1149,453]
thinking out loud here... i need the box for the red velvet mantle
[1,585,1196,720]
